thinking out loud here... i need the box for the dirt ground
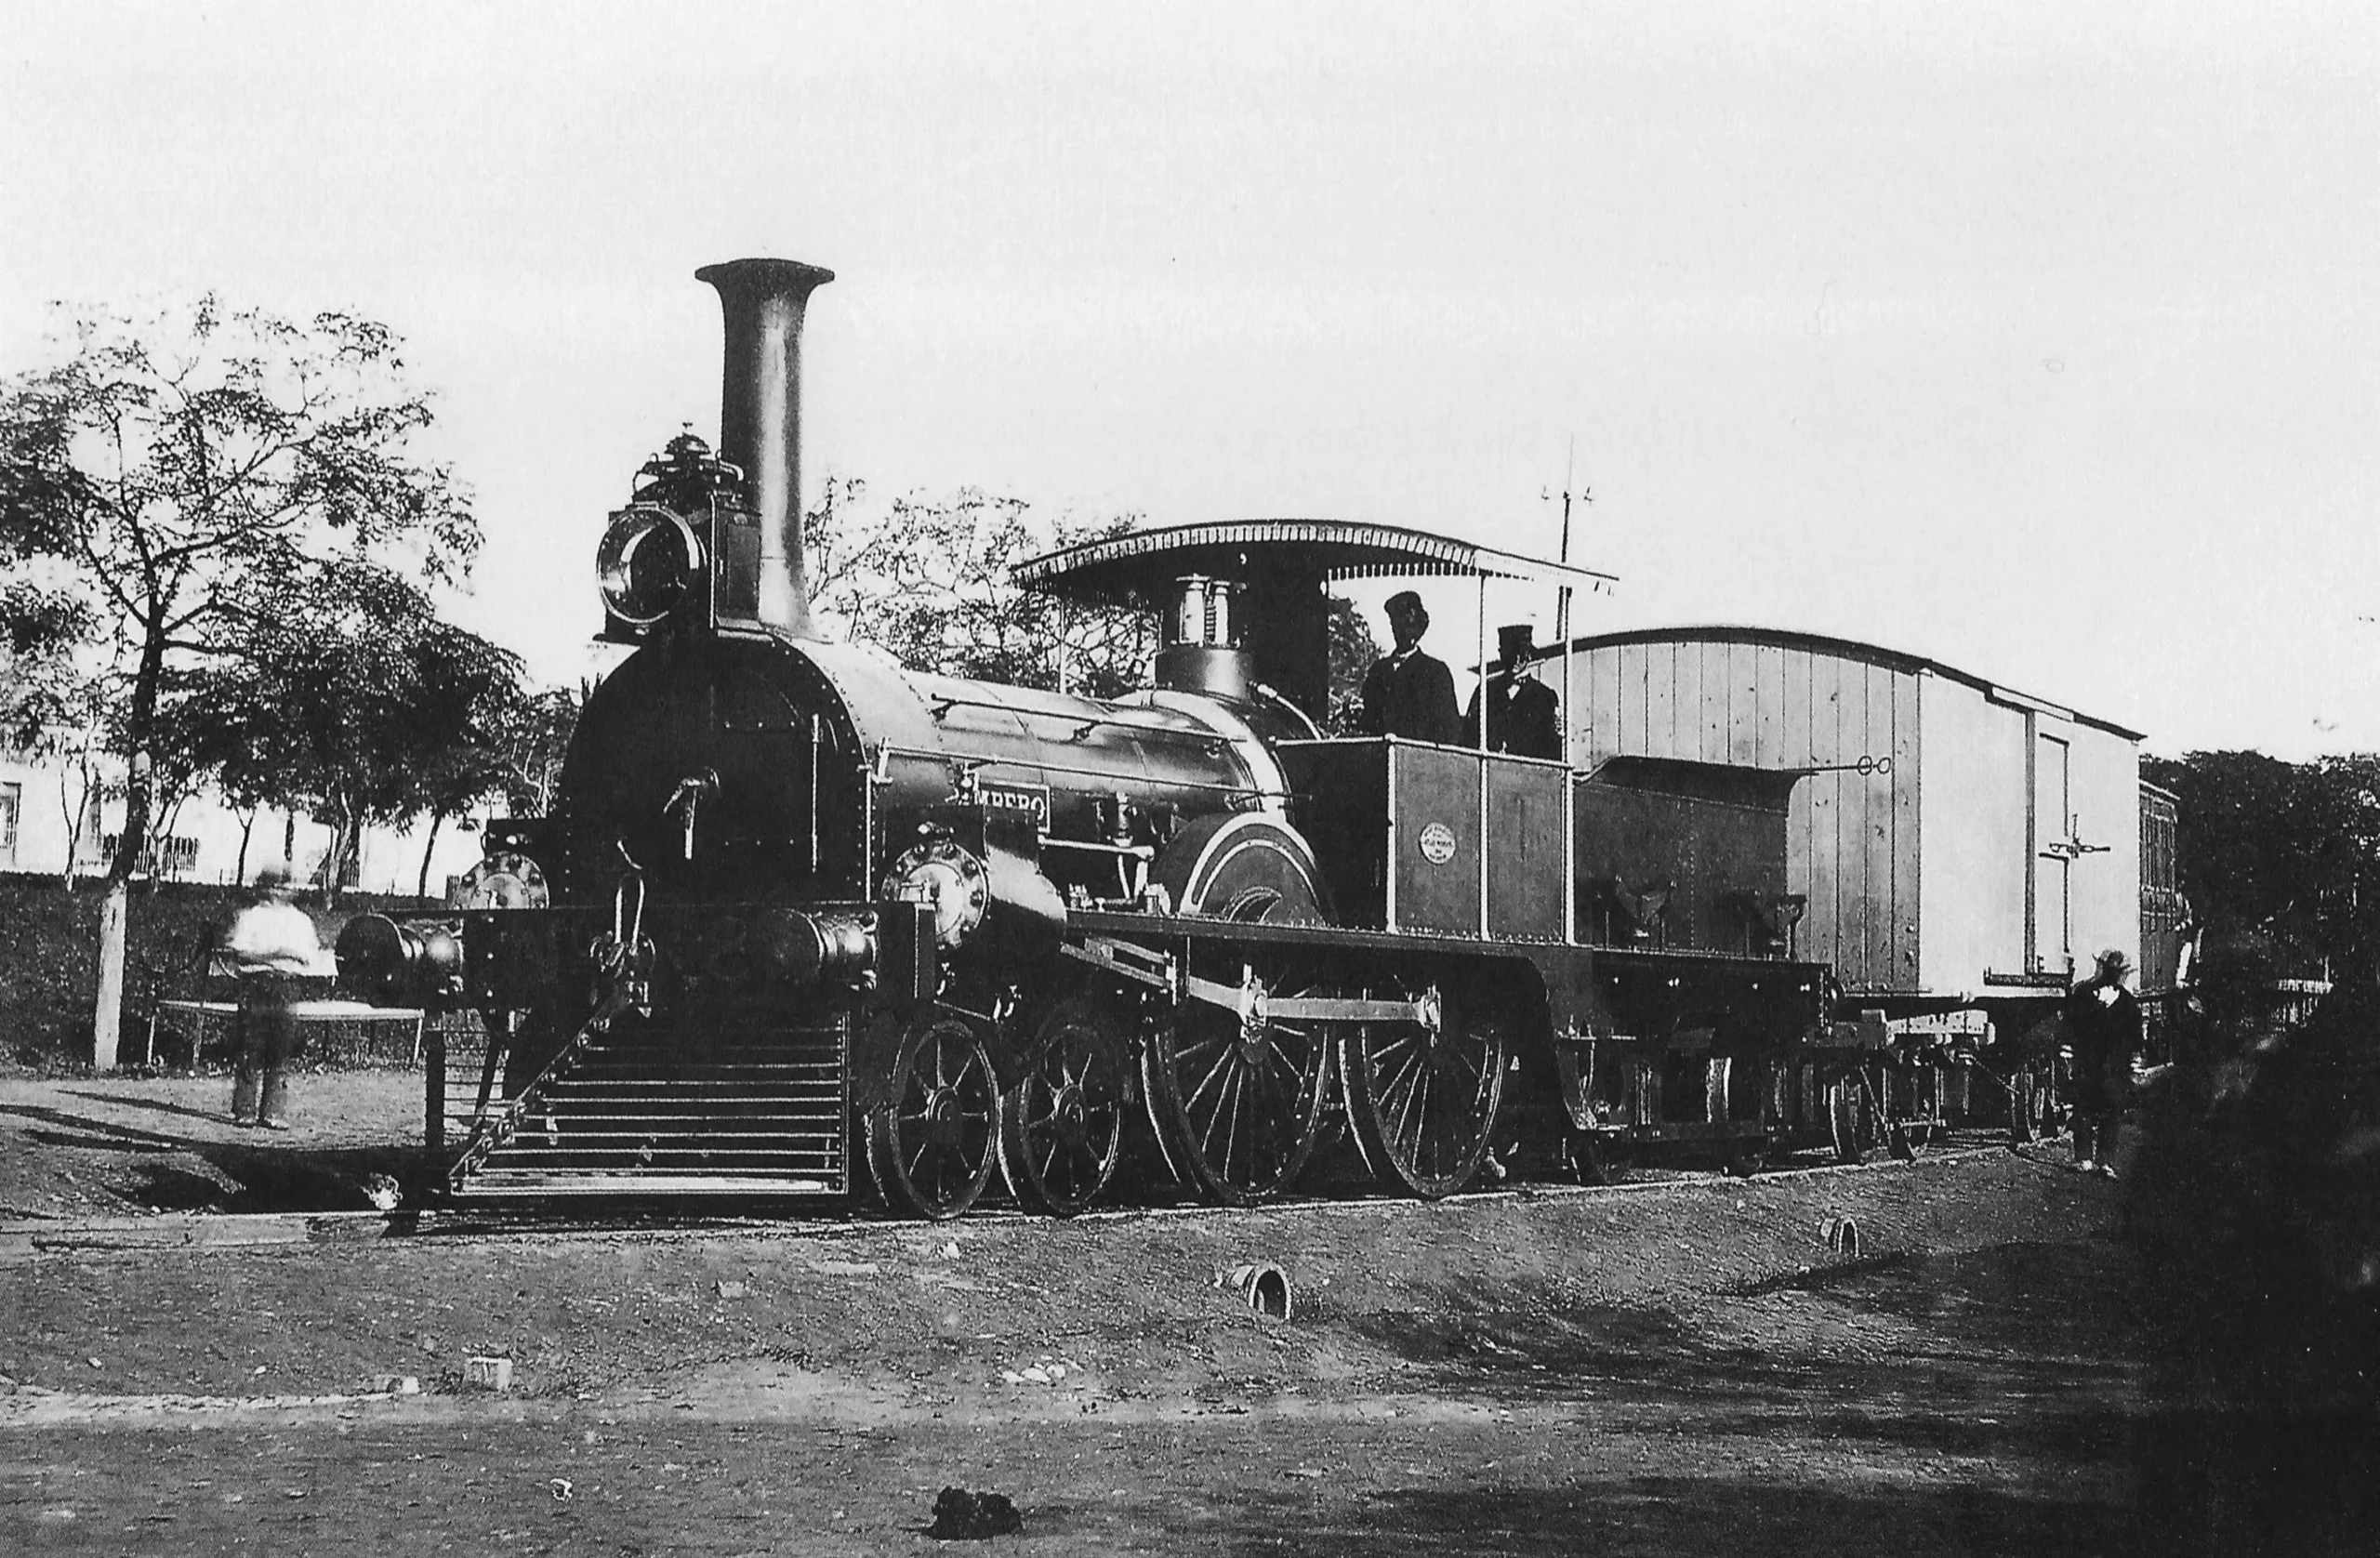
[0,1070,2371,1554]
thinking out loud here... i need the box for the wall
[0,748,484,895]
[2068,720,2142,975]
[1916,675,2030,993]
[1563,632,1921,995]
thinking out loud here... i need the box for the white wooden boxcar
[1548,627,2142,1036]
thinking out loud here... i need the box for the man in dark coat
[1463,623,1563,759]
[1358,591,1461,745]
[2063,947,2144,1176]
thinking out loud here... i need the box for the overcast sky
[6,1,2374,759]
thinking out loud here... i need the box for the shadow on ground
[0,1099,428,1213]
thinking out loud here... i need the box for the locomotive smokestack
[696,257,835,638]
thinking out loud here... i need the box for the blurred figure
[2063,947,2142,1176]
[1357,591,1461,746]
[2126,938,2380,1555]
[225,868,324,1129]
[1462,623,1562,759]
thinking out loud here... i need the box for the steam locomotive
[340,257,1923,1218]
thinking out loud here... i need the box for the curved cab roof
[1016,518,1615,610]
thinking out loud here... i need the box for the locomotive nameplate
[976,780,1051,828]
[1418,822,1458,865]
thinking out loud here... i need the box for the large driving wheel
[1342,978,1508,1199]
[1149,813,1332,924]
[999,997,1129,1218]
[866,1015,1001,1221]
[1144,954,1329,1207]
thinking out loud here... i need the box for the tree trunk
[91,749,152,1072]
[234,807,257,886]
[92,878,129,1070]
[417,812,443,902]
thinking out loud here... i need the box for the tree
[1323,595,1382,735]
[405,675,581,900]
[806,482,1156,697]
[168,559,522,907]
[806,480,1388,725]
[0,297,478,1063]
[2144,749,2380,979]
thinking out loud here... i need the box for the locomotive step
[479,1127,843,1147]
[453,1172,846,1197]
[478,1146,842,1169]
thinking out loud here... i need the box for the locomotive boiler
[343,256,1902,1219]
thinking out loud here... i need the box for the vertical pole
[1475,573,1490,938]
[1478,750,1490,939]
[425,1016,445,1159]
[1475,574,1489,752]
[1557,585,1574,766]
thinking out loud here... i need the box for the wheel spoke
[1348,984,1505,1198]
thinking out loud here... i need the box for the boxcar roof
[1560,624,2145,743]
[1015,518,1617,611]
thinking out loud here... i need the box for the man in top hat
[2061,947,2143,1177]
[1358,591,1461,745]
[1464,624,1563,759]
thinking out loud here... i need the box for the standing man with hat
[1464,624,1563,759]
[1358,591,1461,746]
[2063,947,2144,1177]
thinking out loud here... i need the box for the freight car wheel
[1567,1132,1635,1186]
[1826,1069,1877,1165]
[866,1016,1002,1221]
[2013,1057,2065,1144]
[1342,980,1509,1199]
[998,998,1128,1218]
[1144,955,1329,1207]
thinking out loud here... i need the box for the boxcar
[1545,627,2151,1124]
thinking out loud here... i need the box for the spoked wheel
[1342,978,1509,1199]
[1826,1067,1876,1165]
[2012,1056,2062,1143]
[1144,954,1329,1207]
[999,997,1129,1217]
[1885,1063,1937,1160]
[866,1015,1002,1221]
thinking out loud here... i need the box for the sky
[4,0,2374,759]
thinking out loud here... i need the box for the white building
[0,746,487,897]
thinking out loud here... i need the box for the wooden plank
[1588,644,1622,768]
[1894,667,1924,991]
[1617,642,1647,754]
[1672,638,1704,759]
[1756,643,1786,768]
[1831,658,1870,988]
[1728,640,1760,764]
[1862,662,1898,991]
[1803,650,1842,974]
[1778,646,1814,960]
[1644,640,1677,758]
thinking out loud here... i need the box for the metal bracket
[1061,934,1175,992]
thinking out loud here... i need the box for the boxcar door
[2030,730,2073,977]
